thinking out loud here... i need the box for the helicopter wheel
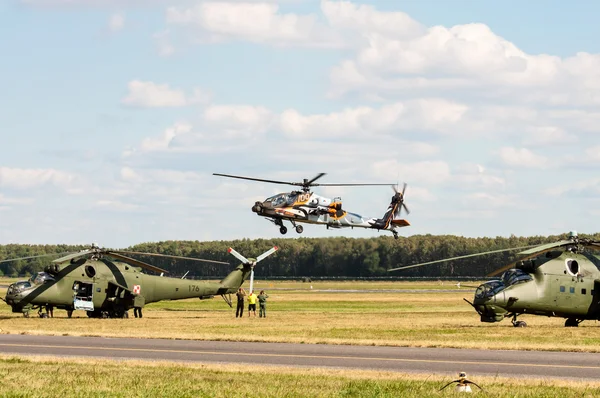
[295,225,303,234]
[279,226,288,235]
[565,318,580,327]
[513,320,527,327]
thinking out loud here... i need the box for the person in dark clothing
[236,288,246,318]
[258,290,269,318]
[134,307,143,318]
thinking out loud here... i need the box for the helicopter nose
[5,283,22,306]
[252,201,263,213]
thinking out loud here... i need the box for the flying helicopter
[1,244,278,318]
[388,231,600,327]
[213,172,411,239]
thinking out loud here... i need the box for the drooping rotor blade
[228,247,250,264]
[0,251,74,264]
[213,173,298,187]
[106,251,169,274]
[256,246,279,263]
[52,250,95,264]
[115,250,229,265]
[517,240,575,255]
[387,244,539,272]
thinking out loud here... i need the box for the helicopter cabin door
[72,281,94,311]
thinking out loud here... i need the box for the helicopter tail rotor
[392,183,410,217]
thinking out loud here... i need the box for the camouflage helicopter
[389,231,600,327]
[213,172,410,239]
[1,244,278,318]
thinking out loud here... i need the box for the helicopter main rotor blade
[256,246,279,263]
[0,251,74,264]
[517,239,576,255]
[306,173,326,185]
[314,183,393,187]
[115,251,229,265]
[213,173,299,187]
[387,244,539,272]
[106,251,169,274]
[52,250,95,264]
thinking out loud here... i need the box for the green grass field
[2,280,600,352]
[0,356,598,398]
[2,280,600,396]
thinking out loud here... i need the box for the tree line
[2,232,598,278]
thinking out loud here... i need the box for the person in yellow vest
[247,291,257,317]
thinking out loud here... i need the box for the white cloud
[166,1,343,48]
[95,200,139,212]
[204,105,274,137]
[122,80,207,108]
[463,192,518,209]
[108,12,125,32]
[0,194,34,205]
[0,167,76,190]
[497,147,549,169]
[320,0,423,39]
[153,29,175,56]
[280,99,468,138]
[371,160,451,185]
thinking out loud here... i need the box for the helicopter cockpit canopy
[30,272,56,286]
[265,193,297,207]
[501,269,533,287]
[475,269,533,299]
[475,280,504,299]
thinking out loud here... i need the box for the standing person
[235,287,246,318]
[133,306,143,318]
[258,290,269,318]
[247,291,257,317]
[45,304,54,318]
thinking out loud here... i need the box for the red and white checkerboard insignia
[133,285,141,294]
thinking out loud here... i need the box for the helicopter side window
[565,259,579,276]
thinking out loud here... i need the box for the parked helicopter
[389,231,600,327]
[213,172,411,239]
[1,244,278,318]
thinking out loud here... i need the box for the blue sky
[1,0,600,247]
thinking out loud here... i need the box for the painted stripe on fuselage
[101,259,128,288]
[18,259,85,307]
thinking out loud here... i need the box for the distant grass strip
[0,355,599,397]
[2,281,600,353]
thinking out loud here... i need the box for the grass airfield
[2,279,600,352]
[2,279,600,396]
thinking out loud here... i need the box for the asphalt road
[0,334,598,380]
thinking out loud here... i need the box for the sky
[1,0,600,248]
